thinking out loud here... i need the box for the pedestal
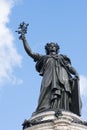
[22,111,87,130]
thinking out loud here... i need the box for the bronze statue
[16,22,82,116]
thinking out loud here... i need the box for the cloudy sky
[0,0,87,130]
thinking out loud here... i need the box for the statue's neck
[49,52,57,55]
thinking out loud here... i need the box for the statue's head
[45,42,60,55]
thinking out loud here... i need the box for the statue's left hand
[75,74,79,80]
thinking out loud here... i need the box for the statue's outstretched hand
[19,34,25,40]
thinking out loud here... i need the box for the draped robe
[34,54,81,116]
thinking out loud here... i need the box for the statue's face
[48,43,57,53]
[45,42,59,55]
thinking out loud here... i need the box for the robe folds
[34,54,81,116]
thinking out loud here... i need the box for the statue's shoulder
[33,53,44,62]
[59,54,71,64]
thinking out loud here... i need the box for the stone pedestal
[22,111,87,130]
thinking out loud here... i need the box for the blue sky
[0,0,87,130]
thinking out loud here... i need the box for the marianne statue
[16,22,82,116]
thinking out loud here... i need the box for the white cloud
[80,75,87,97]
[0,0,22,86]
[79,75,87,120]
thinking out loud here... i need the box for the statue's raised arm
[16,22,42,61]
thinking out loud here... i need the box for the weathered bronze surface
[16,22,82,116]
